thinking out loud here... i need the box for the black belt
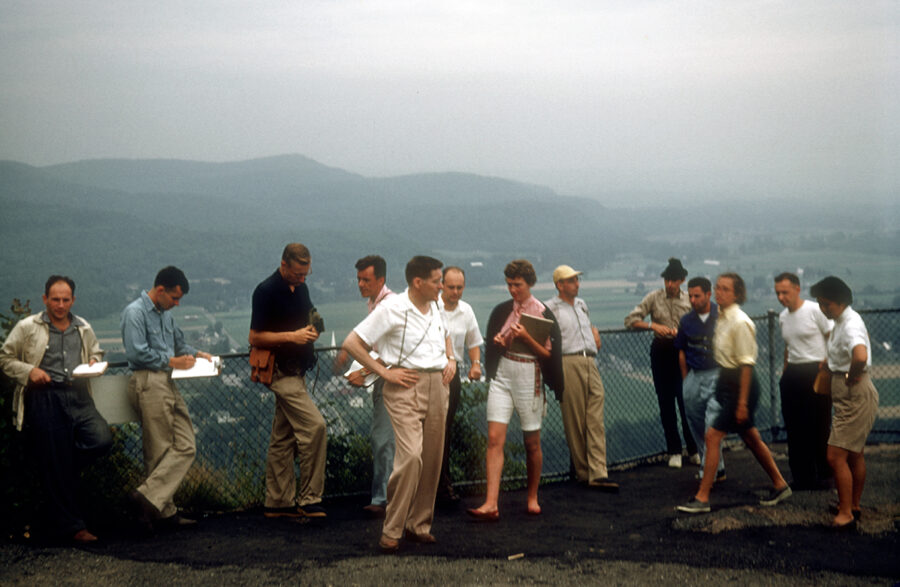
[563,351,596,358]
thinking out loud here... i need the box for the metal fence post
[767,309,778,436]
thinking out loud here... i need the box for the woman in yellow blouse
[677,273,791,513]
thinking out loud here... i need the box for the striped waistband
[503,352,538,364]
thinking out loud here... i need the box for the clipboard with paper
[509,312,552,354]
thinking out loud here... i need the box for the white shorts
[486,355,545,432]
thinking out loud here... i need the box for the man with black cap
[625,258,697,468]
[545,265,617,491]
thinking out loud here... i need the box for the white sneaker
[688,453,701,466]
[668,454,682,468]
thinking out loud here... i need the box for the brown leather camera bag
[249,347,275,385]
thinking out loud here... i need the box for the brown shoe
[263,506,302,519]
[379,534,400,553]
[157,514,197,529]
[129,489,159,532]
[73,529,98,543]
[363,503,386,518]
[404,529,437,544]
[588,478,620,493]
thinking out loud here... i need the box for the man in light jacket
[0,275,112,542]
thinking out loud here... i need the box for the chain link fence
[87,309,899,512]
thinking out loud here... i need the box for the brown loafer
[404,529,436,544]
[73,529,98,543]
[379,534,400,553]
[588,478,620,493]
[158,514,198,529]
[363,504,386,518]
[129,489,159,532]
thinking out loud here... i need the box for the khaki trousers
[381,372,449,540]
[265,373,327,508]
[561,356,608,482]
[128,370,196,518]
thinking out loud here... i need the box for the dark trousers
[650,338,697,456]
[780,362,832,488]
[24,383,113,536]
[437,369,461,495]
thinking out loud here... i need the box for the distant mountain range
[1,154,896,317]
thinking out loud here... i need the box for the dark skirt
[712,367,760,433]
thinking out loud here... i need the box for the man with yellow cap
[545,265,617,491]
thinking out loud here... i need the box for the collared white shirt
[827,306,871,372]
[713,304,757,368]
[544,295,597,355]
[354,289,449,370]
[779,299,832,363]
[438,298,483,363]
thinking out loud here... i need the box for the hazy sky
[1,1,897,200]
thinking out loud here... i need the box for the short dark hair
[504,259,537,286]
[45,275,75,296]
[687,277,711,293]
[355,255,386,279]
[810,276,853,306]
[718,272,746,305]
[154,266,190,294]
[774,272,800,286]
[405,256,443,285]
[443,266,465,280]
[282,243,311,266]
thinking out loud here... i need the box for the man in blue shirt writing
[674,276,725,481]
[121,266,211,531]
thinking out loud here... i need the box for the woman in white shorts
[811,276,879,530]
[467,260,562,520]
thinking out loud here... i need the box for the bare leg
[472,421,507,514]
[827,444,854,525]
[523,430,542,514]
[695,428,726,503]
[739,427,788,489]
[849,450,866,511]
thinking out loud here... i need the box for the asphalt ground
[2,442,898,585]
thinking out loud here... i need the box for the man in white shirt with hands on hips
[342,255,456,554]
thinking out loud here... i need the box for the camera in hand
[309,308,325,334]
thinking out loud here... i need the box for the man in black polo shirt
[249,243,327,518]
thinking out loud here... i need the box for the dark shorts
[712,367,759,433]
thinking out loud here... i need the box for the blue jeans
[683,368,724,475]
[370,379,395,507]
